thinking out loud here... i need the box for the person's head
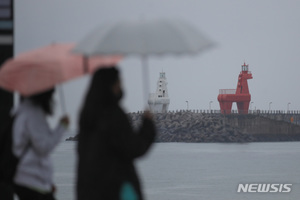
[87,66,123,105]
[27,88,55,115]
[79,66,123,131]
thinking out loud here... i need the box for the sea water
[53,141,300,200]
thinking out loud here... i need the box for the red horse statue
[218,62,253,114]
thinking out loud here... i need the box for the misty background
[14,0,300,130]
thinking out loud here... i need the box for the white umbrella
[73,18,214,104]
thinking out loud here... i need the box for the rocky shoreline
[67,111,300,143]
[129,111,255,143]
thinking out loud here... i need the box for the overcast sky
[15,0,300,129]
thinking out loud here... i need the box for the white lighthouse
[148,72,170,113]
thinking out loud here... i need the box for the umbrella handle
[58,85,67,115]
[142,56,150,109]
[83,56,89,73]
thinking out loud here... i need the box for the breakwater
[129,112,252,142]
[66,111,300,143]
[128,111,300,143]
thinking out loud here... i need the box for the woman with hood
[13,88,69,200]
[77,67,156,200]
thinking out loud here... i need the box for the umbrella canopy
[0,43,122,96]
[73,18,214,104]
[73,18,214,56]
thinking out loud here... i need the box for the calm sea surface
[53,141,300,200]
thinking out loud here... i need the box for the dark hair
[28,88,55,115]
[79,67,120,132]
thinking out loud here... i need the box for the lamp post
[186,101,189,110]
[209,101,213,113]
[269,102,272,113]
[287,102,291,113]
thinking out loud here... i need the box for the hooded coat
[76,68,156,200]
[13,99,66,191]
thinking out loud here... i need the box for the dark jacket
[77,105,156,200]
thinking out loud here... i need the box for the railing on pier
[134,109,300,125]
[136,109,300,115]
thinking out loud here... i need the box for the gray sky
[15,0,300,129]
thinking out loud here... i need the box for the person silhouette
[13,88,69,200]
[77,67,156,200]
